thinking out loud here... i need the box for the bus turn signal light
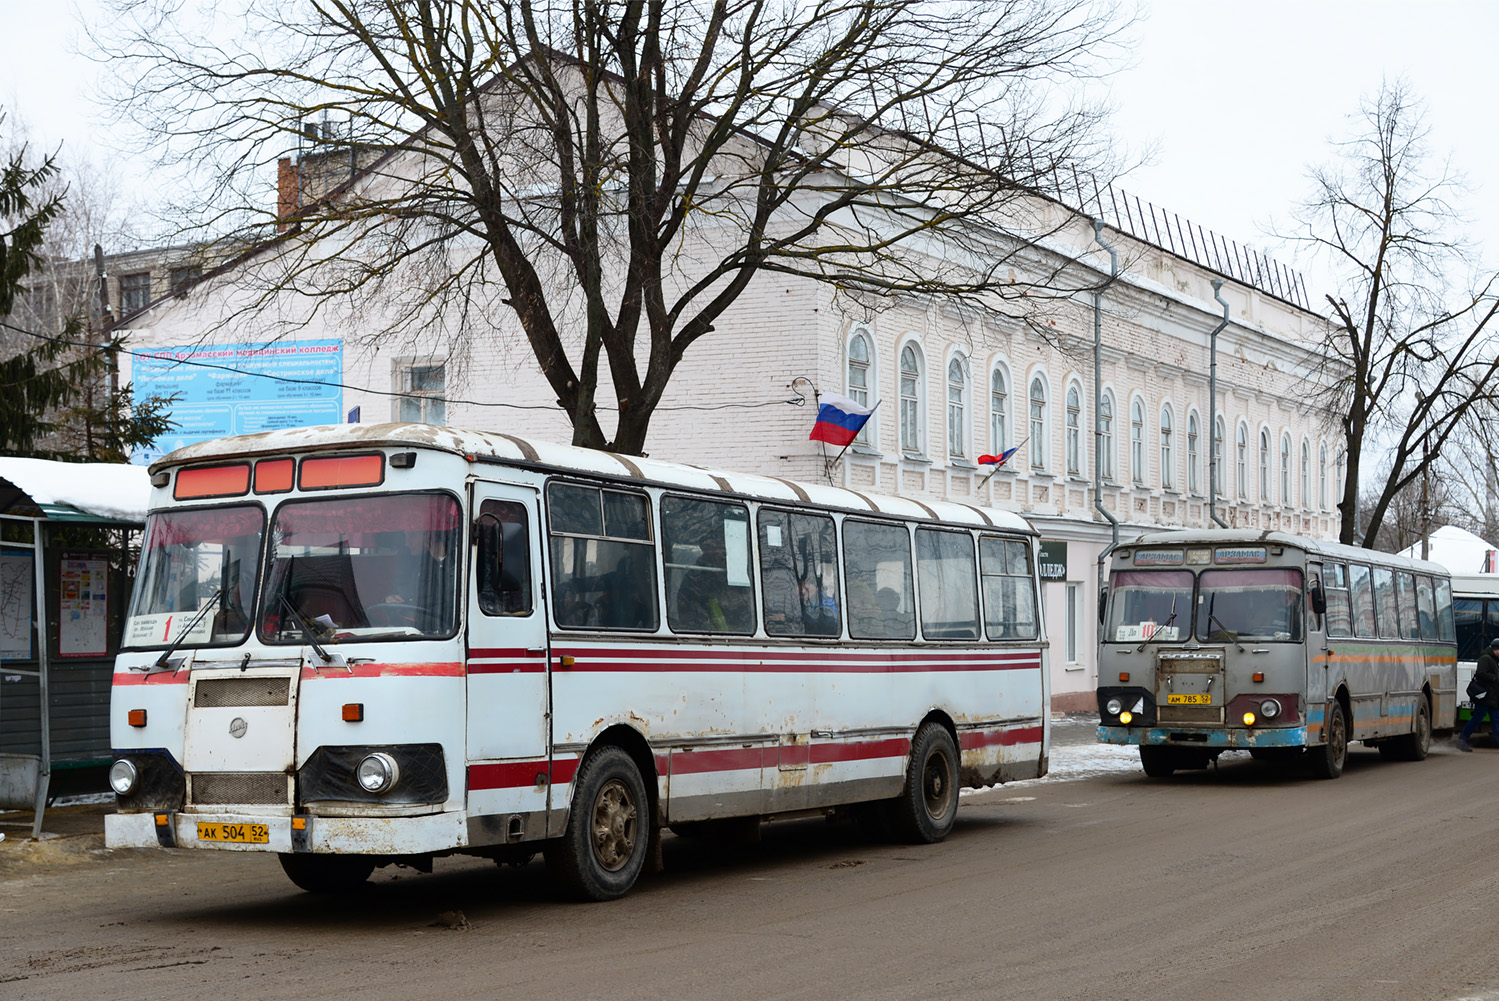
[1243,712,1257,726]
[342,703,364,722]
[128,709,147,727]
[1252,672,1265,683]
[1118,672,1130,683]
[1118,711,1134,725]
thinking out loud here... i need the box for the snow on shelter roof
[0,457,153,525]
[157,423,1034,533]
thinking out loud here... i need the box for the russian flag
[978,444,1021,467]
[809,392,874,447]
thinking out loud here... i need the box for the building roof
[156,422,1035,533]
[0,458,153,525]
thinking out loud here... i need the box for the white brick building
[115,160,1343,711]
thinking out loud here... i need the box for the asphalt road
[5,739,1499,1001]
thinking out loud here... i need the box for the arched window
[1029,376,1047,470]
[947,357,968,459]
[1236,422,1248,498]
[1279,432,1290,504]
[1319,442,1328,510]
[1159,405,1175,489]
[1187,413,1200,494]
[1213,416,1225,499]
[1066,384,1082,475]
[989,367,1008,453]
[1300,440,1310,508]
[847,331,873,445]
[1099,391,1115,480]
[1130,398,1145,485]
[1335,449,1347,506]
[1259,428,1270,501]
[899,344,923,454]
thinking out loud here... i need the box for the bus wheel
[1383,697,1432,762]
[277,853,375,893]
[883,722,960,844]
[1138,746,1177,778]
[546,747,649,901]
[1309,702,1349,779]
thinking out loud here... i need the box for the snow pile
[1397,525,1498,573]
[0,457,153,524]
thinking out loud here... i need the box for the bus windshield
[1195,568,1304,643]
[1105,570,1193,643]
[259,492,462,643]
[125,505,265,648]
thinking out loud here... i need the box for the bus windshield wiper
[151,585,225,671]
[1206,594,1246,652]
[1137,596,1179,652]
[279,594,334,664]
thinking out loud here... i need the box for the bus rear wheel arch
[1379,692,1432,762]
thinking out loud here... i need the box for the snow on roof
[0,457,153,524]
[1397,525,1499,574]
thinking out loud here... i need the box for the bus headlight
[109,759,139,796]
[1106,697,1124,716]
[356,752,400,794]
[1259,699,1282,720]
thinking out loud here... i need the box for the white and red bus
[105,424,1048,899]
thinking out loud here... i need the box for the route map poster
[130,339,343,465]
[1,551,33,660]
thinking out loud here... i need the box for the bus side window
[915,528,979,641]
[979,536,1038,641]
[662,495,756,635]
[843,521,915,641]
[1435,577,1456,643]
[1414,574,1437,640]
[1349,564,1377,638]
[1321,562,1352,638]
[477,499,532,617]
[1372,566,1400,639]
[547,482,659,631]
[758,509,840,638]
[1454,596,1485,661]
[1393,571,1420,640]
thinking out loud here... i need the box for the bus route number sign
[198,822,270,844]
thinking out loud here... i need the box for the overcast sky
[3,0,1495,305]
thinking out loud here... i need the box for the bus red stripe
[960,725,1044,750]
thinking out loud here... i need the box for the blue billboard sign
[131,339,343,465]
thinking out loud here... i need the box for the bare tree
[1284,80,1499,547]
[95,0,1132,454]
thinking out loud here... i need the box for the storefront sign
[1037,540,1068,581]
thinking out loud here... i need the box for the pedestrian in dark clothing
[1457,637,1499,751]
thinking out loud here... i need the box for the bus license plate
[1167,693,1211,705]
[198,822,270,844]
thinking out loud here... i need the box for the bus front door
[465,482,551,841]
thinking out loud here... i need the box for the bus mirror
[1309,580,1327,616]
[1098,588,1108,626]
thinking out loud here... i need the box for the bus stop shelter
[0,458,150,838]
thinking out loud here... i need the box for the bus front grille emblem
[229,717,248,739]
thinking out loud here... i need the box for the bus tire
[1138,746,1177,778]
[545,746,649,901]
[277,853,375,893]
[1308,702,1348,779]
[1384,696,1432,762]
[883,722,960,844]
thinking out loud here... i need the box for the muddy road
[4,743,1498,1001]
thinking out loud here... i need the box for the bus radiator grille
[190,772,292,806]
[1156,705,1224,724]
[194,678,291,708]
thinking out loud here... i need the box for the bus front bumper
[106,809,467,855]
[1096,725,1308,749]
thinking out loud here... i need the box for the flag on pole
[808,392,875,447]
[978,444,1021,467]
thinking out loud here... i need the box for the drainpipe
[1092,220,1120,564]
[1209,280,1230,528]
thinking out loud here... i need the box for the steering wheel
[364,602,433,630]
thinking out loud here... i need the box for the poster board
[58,554,110,657]
[1,551,33,659]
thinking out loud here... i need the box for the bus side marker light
[291,816,307,831]
[128,709,147,727]
[1243,712,1257,726]
[342,703,364,722]
[1252,672,1265,683]
[1118,711,1133,725]
[154,813,170,827]
[1118,672,1130,683]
